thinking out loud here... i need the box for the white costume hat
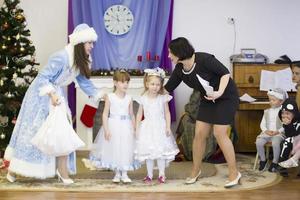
[267,88,288,100]
[69,23,98,45]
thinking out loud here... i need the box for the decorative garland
[91,68,171,77]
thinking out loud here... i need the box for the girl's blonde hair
[143,74,164,95]
[113,70,130,91]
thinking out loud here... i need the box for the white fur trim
[39,84,55,96]
[9,157,56,179]
[4,146,14,160]
[69,27,98,46]
[65,44,74,67]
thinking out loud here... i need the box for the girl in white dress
[135,68,179,184]
[83,70,139,183]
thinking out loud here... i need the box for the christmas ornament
[0,159,10,169]
[13,73,18,79]
[6,92,13,98]
[2,22,9,30]
[0,115,9,127]
[0,133,5,140]
[11,117,17,124]
[15,13,25,22]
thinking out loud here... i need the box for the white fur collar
[65,44,74,68]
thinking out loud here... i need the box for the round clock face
[104,5,134,35]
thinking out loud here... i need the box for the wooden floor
[0,169,299,200]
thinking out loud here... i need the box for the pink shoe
[143,176,152,184]
[158,176,166,184]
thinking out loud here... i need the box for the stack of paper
[239,93,257,103]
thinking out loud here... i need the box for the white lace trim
[182,63,196,74]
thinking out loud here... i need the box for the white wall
[17,0,300,126]
[172,0,300,122]
[19,0,68,68]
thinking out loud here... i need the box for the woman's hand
[104,131,111,141]
[49,92,61,106]
[204,90,222,102]
[166,128,172,137]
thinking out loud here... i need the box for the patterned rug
[0,154,281,192]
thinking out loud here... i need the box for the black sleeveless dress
[165,52,239,125]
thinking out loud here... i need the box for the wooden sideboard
[233,63,293,152]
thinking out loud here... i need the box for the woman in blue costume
[4,23,103,184]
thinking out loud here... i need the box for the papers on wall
[259,68,296,92]
[239,93,257,103]
[196,74,214,95]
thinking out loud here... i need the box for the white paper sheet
[239,93,257,102]
[260,68,296,92]
[196,74,214,95]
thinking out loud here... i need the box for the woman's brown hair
[74,43,91,78]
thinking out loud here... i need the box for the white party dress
[88,93,140,171]
[135,94,179,164]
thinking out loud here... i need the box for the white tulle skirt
[31,102,84,156]
[134,118,179,164]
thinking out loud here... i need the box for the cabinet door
[235,110,263,152]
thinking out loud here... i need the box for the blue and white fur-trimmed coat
[4,44,102,179]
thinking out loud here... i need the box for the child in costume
[4,24,102,184]
[82,70,139,183]
[255,88,287,172]
[277,98,300,177]
[135,67,179,184]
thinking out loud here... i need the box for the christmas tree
[0,0,38,151]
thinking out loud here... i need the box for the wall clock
[104,5,134,35]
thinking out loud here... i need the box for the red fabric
[0,159,10,169]
[80,104,97,128]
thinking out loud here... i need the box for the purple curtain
[161,0,176,122]
[68,0,176,121]
[67,0,77,127]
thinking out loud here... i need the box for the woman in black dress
[164,37,241,188]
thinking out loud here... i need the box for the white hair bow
[144,67,166,78]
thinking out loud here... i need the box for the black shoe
[258,161,267,171]
[279,167,289,177]
[268,162,278,173]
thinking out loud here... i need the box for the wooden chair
[253,141,272,170]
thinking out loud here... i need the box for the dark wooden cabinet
[233,63,292,152]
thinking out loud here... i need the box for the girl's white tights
[146,159,166,178]
[115,170,128,177]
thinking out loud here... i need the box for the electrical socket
[227,17,235,25]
